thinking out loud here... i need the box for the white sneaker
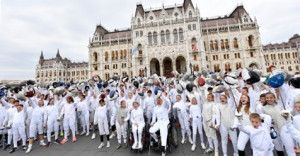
[138,142,143,149]
[132,142,137,149]
[181,138,186,144]
[40,141,46,146]
[109,133,115,139]
[162,151,166,156]
[26,145,32,153]
[214,150,219,156]
[188,137,193,145]
[233,153,239,156]
[191,144,196,151]
[86,132,90,136]
[205,148,213,153]
[201,142,206,150]
[106,141,110,148]
[98,143,104,149]
[80,131,86,136]
[91,133,96,140]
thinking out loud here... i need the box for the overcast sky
[0,0,299,80]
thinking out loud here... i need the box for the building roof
[263,34,300,51]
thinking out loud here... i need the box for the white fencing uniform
[29,105,45,138]
[149,102,170,147]
[236,106,251,151]
[189,103,204,145]
[44,104,59,142]
[77,99,90,133]
[94,105,109,135]
[144,96,155,124]
[219,98,238,156]
[238,114,274,156]
[12,110,26,148]
[3,105,17,145]
[173,100,192,141]
[60,102,76,139]
[116,107,129,144]
[130,107,145,148]
[0,104,7,134]
[202,101,219,150]
[263,104,295,156]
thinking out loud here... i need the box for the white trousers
[203,121,218,149]
[178,112,191,139]
[63,117,76,139]
[29,120,43,138]
[47,118,59,142]
[279,125,296,156]
[150,120,169,147]
[79,111,90,133]
[237,131,249,151]
[12,123,26,148]
[132,123,145,145]
[220,124,238,155]
[116,121,128,144]
[192,117,204,144]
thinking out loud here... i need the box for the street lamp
[144,67,147,77]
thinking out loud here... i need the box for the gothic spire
[56,49,61,58]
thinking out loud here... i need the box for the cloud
[0,0,299,80]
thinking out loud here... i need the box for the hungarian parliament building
[36,0,300,84]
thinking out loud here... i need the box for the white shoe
[26,145,32,153]
[188,137,193,145]
[214,150,219,156]
[181,138,186,144]
[91,133,96,140]
[201,142,206,149]
[233,153,239,156]
[205,148,213,153]
[80,131,86,136]
[132,142,137,149]
[191,144,196,151]
[86,132,90,136]
[109,133,115,139]
[98,143,104,149]
[40,141,46,146]
[106,141,110,148]
[138,142,143,149]
[162,151,166,156]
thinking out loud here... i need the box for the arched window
[225,63,231,72]
[105,51,108,61]
[148,32,152,45]
[191,38,198,51]
[189,11,193,18]
[179,28,184,41]
[225,39,229,49]
[214,40,219,51]
[233,38,239,49]
[210,40,214,51]
[112,51,115,60]
[115,51,118,60]
[93,52,98,62]
[248,35,254,47]
[173,29,178,43]
[213,64,220,72]
[161,30,165,44]
[123,50,127,59]
[221,39,225,50]
[120,50,123,59]
[166,30,170,44]
[153,31,158,45]
[236,62,242,70]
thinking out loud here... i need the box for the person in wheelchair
[130,101,145,149]
[149,93,171,156]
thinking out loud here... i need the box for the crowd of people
[0,65,300,156]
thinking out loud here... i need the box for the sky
[0,0,299,80]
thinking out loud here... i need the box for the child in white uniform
[237,113,274,156]
[115,100,129,148]
[94,99,110,149]
[130,101,145,149]
[189,97,205,151]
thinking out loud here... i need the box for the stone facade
[263,34,300,74]
[36,50,89,84]
[88,0,266,80]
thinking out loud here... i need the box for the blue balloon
[0,89,6,98]
[97,83,103,89]
[268,74,285,88]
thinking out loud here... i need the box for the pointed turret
[39,51,44,65]
[56,49,61,59]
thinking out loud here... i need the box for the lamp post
[144,67,147,77]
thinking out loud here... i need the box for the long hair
[237,94,250,114]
